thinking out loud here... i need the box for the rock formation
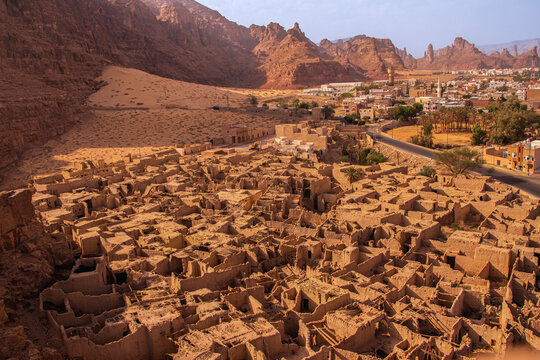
[1,0,405,174]
[413,37,539,71]
[0,189,73,358]
[319,35,405,79]
[426,44,435,63]
[513,46,540,69]
[415,38,502,70]
[396,47,417,69]
[250,23,363,88]
[2,0,537,180]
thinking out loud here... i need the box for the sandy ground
[3,66,289,187]
[395,70,462,83]
[385,125,472,147]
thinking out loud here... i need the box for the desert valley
[1,1,540,360]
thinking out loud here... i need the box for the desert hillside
[2,67,292,188]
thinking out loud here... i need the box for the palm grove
[405,96,540,147]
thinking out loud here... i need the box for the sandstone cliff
[0,0,263,175]
[0,189,73,358]
[396,47,418,69]
[320,35,406,79]
[413,37,539,71]
[250,23,363,88]
[5,0,536,180]
[415,37,507,70]
[512,46,540,69]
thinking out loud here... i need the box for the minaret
[388,67,395,85]
[437,79,442,98]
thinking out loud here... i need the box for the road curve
[367,128,540,199]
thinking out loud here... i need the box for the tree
[412,102,424,114]
[298,102,310,109]
[343,114,355,124]
[470,124,487,145]
[339,92,354,100]
[422,123,434,148]
[489,109,527,145]
[321,105,335,119]
[393,104,422,122]
[310,101,319,108]
[343,167,359,184]
[435,148,484,185]
[250,95,258,105]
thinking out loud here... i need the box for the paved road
[367,127,540,199]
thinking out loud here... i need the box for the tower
[388,67,395,84]
[437,79,442,98]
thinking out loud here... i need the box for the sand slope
[4,66,292,187]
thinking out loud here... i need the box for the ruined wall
[0,189,39,251]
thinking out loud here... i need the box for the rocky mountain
[0,0,262,174]
[2,0,407,172]
[479,38,540,56]
[412,37,539,71]
[320,35,405,79]
[414,37,507,70]
[250,23,363,88]
[512,46,540,69]
[395,48,418,69]
[4,0,537,178]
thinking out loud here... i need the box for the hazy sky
[196,0,539,57]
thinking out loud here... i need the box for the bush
[450,223,461,230]
[419,166,436,178]
[339,92,354,100]
[344,114,360,124]
[366,151,387,164]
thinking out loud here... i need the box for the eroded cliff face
[413,37,539,70]
[0,189,74,358]
[320,35,406,79]
[8,0,535,180]
[250,23,363,88]
[0,0,264,177]
[396,47,417,69]
[513,46,540,69]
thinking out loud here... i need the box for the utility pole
[527,138,532,176]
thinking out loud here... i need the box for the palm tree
[344,167,359,184]
[321,105,335,120]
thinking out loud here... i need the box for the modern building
[484,140,540,174]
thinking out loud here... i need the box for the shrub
[419,166,436,178]
[366,151,387,164]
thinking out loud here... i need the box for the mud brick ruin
[1,122,539,360]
